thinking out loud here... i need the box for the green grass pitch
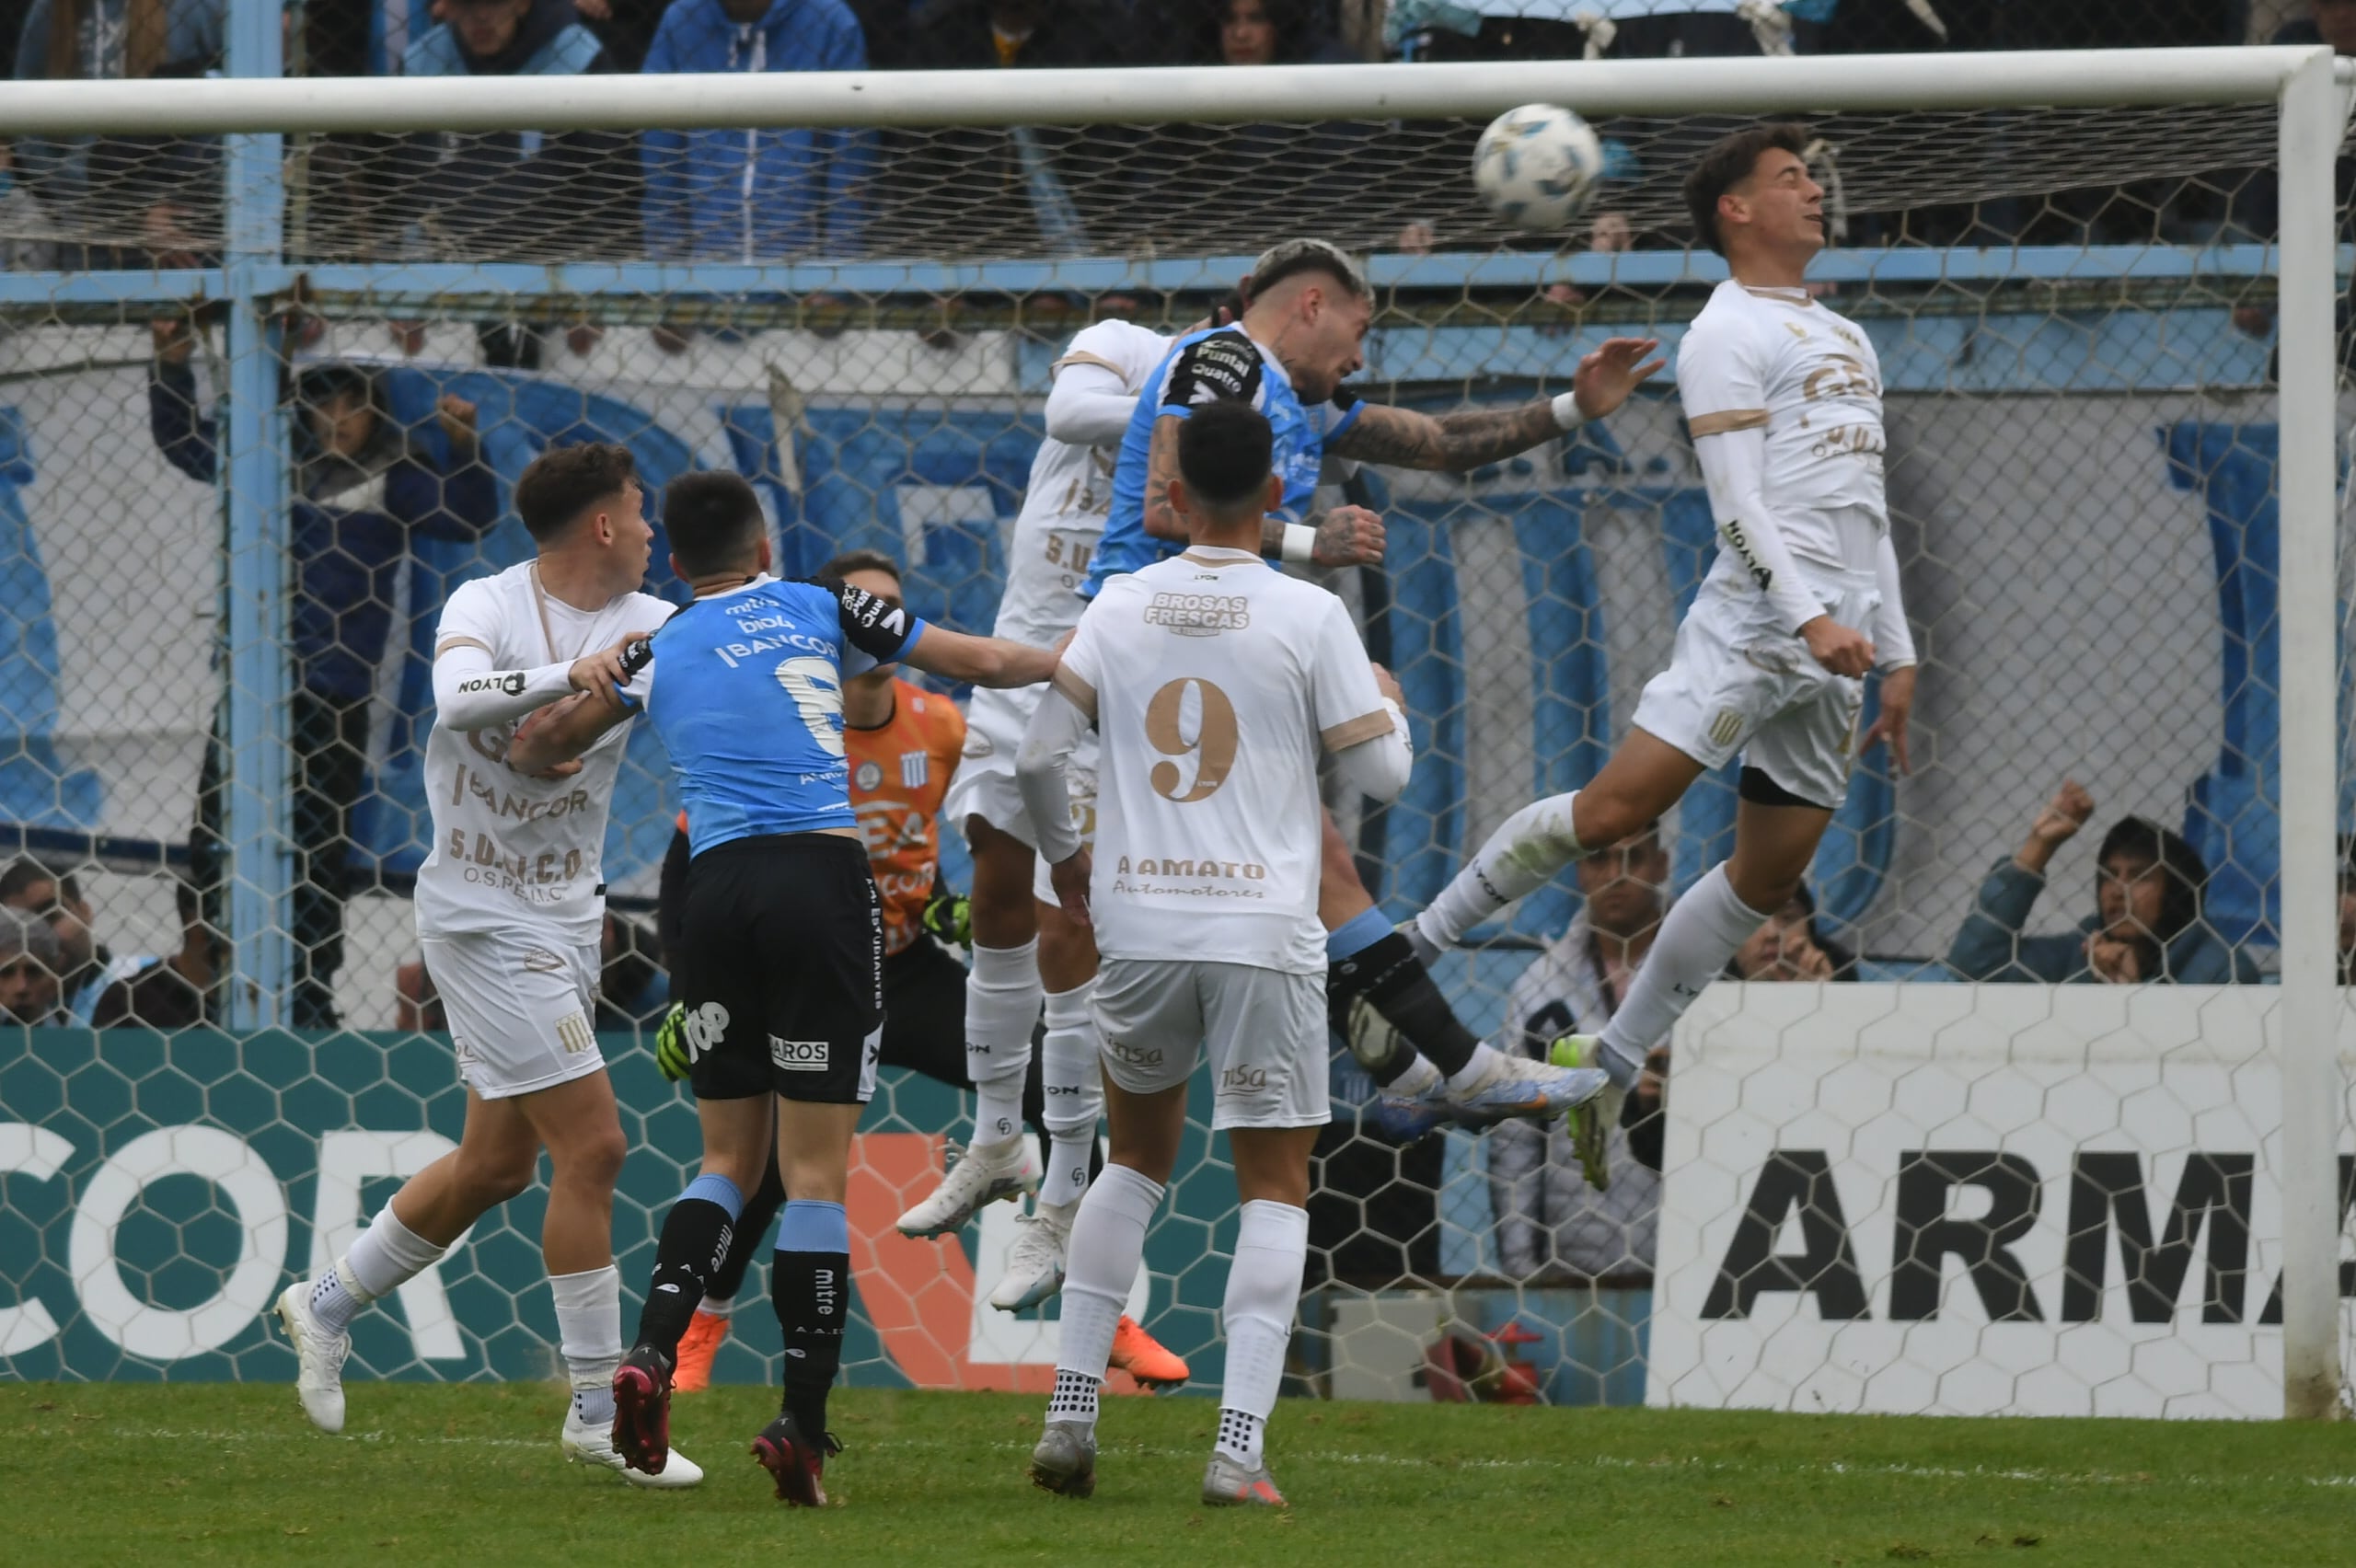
[9,1381,2355,1567]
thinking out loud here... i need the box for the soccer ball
[1472,104,1606,232]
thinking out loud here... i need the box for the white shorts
[941,684,1100,877]
[1091,958,1330,1132]
[1629,570,1876,811]
[421,930,605,1101]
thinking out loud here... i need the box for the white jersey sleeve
[413,566,656,946]
[1045,320,1170,447]
[1872,534,1916,669]
[1308,595,1409,802]
[1677,306,1828,636]
[994,322,1176,650]
[431,578,577,731]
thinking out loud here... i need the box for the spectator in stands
[92,877,209,1030]
[1488,824,1670,1282]
[639,0,871,262]
[1726,882,1857,983]
[392,0,638,363]
[9,0,223,262]
[0,905,62,1024]
[573,0,669,70]
[0,859,136,1022]
[1130,0,1375,241]
[2275,0,2356,51]
[890,0,1134,255]
[1946,778,2259,984]
[148,326,499,1030]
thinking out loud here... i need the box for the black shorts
[674,833,884,1105]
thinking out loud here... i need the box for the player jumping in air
[895,315,1177,1305]
[513,472,1059,1505]
[1020,399,1610,1506]
[1403,125,1919,1186]
[275,443,703,1486]
[1091,238,1661,1125]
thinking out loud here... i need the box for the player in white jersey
[272,444,702,1487]
[1403,125,1920,1186]
[907,319,1174,1278]
[1017,400,1609,1507]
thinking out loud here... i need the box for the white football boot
[561,1405,706,1488]
[989,1202,1074,1311]
[273,1278,351,1435]
[895,1134,1041,1237]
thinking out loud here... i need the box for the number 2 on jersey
[1145,676,1238,802]
[775,655,848,759]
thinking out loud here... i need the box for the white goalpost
[0,48,2344,1419]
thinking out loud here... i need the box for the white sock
[1387,1055,1442,1099]
[700,1290,736,1320]
[347,1205,448,1297]
[1047,1366,1100,1429]
[1051,1162,1164,1430]
[1443,1041,1509,1095]
[306,1260,371,1336]
[1218,1199,1308,1465]
[1415,790,1584,951]
[1598,861,1768,1086]
[1216,1408,1265,1466]
[1040,980,1101,1206]
[549,1264,624,1425]
[967,940,1042,1145]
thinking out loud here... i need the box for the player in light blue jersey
[1088,238,1666,1129]
[510,472,1058,1505]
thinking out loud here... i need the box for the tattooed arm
[1325,334,1666,472]
[1324,398,1565,472]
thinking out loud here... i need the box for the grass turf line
[8,1381,2355,1567]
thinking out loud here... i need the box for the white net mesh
[0,66,2347,1419]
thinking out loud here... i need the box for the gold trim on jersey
[526,562,572,665]
[1689,409,1770,437]
[1742,285,1815,306]
[433,635,492,659]
[1321,709,1396,750]
[1051,350,1126,375]
[1052,665,1099,721]
[1179,550,1262,569]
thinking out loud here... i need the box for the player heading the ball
[1404,123,1921,1187]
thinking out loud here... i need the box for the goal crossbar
[0,48,2341,139]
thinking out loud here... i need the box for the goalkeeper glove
[653,1002,690,1083]
[922,889,972,948]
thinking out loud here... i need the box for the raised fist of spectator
[151,318,197,367]
[434,394,481,457]
[2029,778,2096,848]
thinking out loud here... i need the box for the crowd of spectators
[1,0,2340,268]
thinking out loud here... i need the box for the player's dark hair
[1177,400,1276,513]
[1246,237,1369,302]
[515,442,639,542]
[1683,122,1810,257]
[2096,816,2208,944]
[664,470,766,576]
[818,548,902,585]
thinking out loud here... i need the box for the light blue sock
[1325,905,1393,963]
[774,1198,849,1254]
[683,1171,745,1222]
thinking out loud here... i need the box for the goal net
[0,48,2346,1421]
